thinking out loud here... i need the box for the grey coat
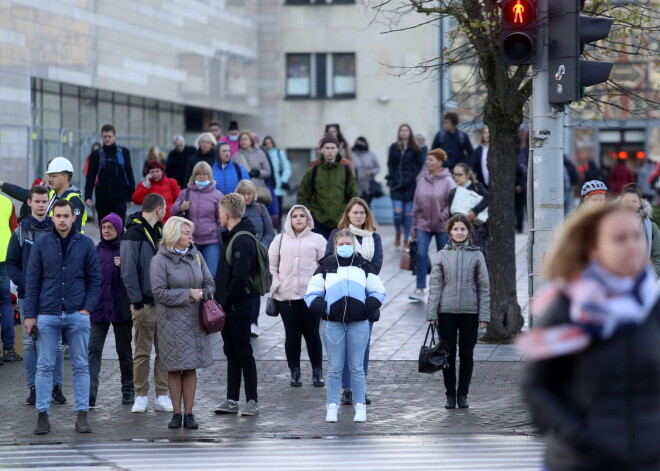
[426,241,491,322]
[150,245,215,371]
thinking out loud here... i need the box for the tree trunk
[482,100,525,342]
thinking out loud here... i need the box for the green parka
[297,159,358,229]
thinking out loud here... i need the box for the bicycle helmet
[581,180,608,197]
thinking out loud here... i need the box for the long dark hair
[325,123,348,147]
[262,135,277,149]
[397,123,419,152]
[454,163,480,187]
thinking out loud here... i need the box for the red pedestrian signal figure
[513,0,525,24]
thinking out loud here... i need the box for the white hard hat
[46,157,74,174]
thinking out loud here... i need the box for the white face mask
[195,179,211,187]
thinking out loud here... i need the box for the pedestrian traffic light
[501,0,536,65]
[548,0,614,104]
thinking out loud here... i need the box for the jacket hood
[423,168,452,183]
[613,196,653,219]
[284,205,314,238]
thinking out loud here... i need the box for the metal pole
[528,0,565,327]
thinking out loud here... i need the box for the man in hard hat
[85,124,136,224]
[45,157,87,234]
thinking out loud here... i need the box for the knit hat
[319,133,339,148]
[228,120,239,131]
[428,148,448,163]
[146,160,166,171]
[100,213,123,235]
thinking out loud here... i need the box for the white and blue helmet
[581,180,608,197]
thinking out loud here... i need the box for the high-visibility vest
[0,195,13,262]
[48,189,87,234]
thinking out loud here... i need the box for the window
[285,53,356,99]
[286,149,316,189]
[286,54,312,97]
[332,54,356,96]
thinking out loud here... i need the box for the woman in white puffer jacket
[269,205,327,388]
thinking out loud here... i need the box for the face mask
[195,180,211,187]
[355,144,367,151]
[336,245,354,258]
[229,135,239,141]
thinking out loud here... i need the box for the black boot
[34,412,50,435]
[26,386,36,405]
[290,368,302,387]
[457,394,469,409]
[445,392,457,409]
[75,411,92,433]
[168,413,182,429]
[122,391,135,405]
[312,367,325,387]
[184,414,198,429]
[341,389,353,405]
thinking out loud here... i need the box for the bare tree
[366,0,658,342]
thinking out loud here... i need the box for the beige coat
[150,245,215,371]
[269,205,326,301]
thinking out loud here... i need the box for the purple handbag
[200,296,225,333]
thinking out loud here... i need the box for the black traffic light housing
[548,0,614,104]
[500,0,536,65]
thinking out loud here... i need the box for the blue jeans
[197,242,221,278]
[19,299,64,388]
[0,263,14,350]
[416,230,448,289]
[342,322,373,389]
[391,200,414,242]
[36,312,91,413]
[322,320,370,405]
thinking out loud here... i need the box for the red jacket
[608,163,635,195]
[132,176,181,222]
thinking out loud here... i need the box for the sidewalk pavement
[0,230,534,444]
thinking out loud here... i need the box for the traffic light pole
[527,0,565,327]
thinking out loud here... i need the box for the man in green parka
[297,133,358,239]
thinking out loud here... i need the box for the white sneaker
[250,323,259,337]
[354,403,367,422]
[131,395,149,413]
[326,403,338,422]
[154,395,174,412]
[408,288,427,302]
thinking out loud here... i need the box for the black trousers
[221,314,258,402]
[251,297,260,326]
[278,299,323,370]
[96,200,128,225]
[514,191,526,233]
[437,313,479,397]
[311,216,334,240]
[88,320,134,399]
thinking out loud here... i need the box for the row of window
[286,53,356,99]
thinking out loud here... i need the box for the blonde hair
[195,132,217,148]
[338,197,378,232]
[236,179,257,197]
[544,205,626,281]
[189,161,213,186]
[237,130,256,149]
[160,216,195,251]
[220,193,246,220]
[147,146,165,162]
[333,229,356,247]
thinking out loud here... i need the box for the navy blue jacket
[24,228,101,318]
[6,216,53,299]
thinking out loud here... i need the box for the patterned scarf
[349,224,375,262]
[517,263,658,360]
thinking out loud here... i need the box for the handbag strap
[424,324,437,346]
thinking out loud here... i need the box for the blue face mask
[195,179,211,187]
[229,135,239,141]
[336,245,354,258]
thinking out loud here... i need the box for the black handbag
[368,178,384,198]
[265,297,279,317]
[408,240,432,275]
[418,325,449,374]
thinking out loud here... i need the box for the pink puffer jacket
[269,205,327,301]
[412,169,456,233]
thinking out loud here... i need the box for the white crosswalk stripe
[0,435,543,470]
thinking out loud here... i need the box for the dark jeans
[251,297,260,326]
[88,320,134,399]
[515,191,526,233]
[0,263,14,350]
[437,313,479,397]
[96,199,127,225]
[221,314,258,402]
[342,321,373,389]
[311,216,334,240]
[278,299,323,370]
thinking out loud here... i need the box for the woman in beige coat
[269,205,326,387]
[150,216,215,430]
